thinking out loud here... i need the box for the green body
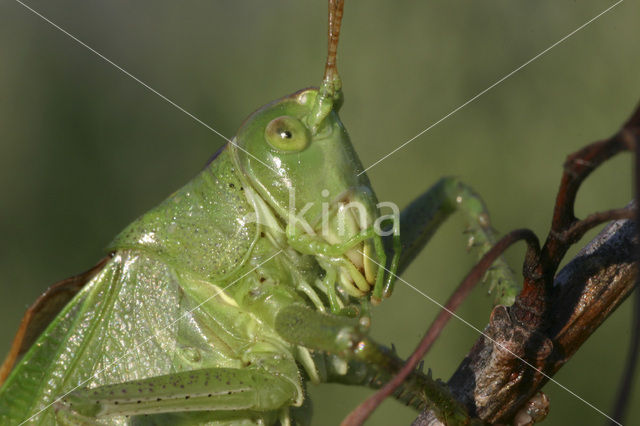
[0,88,517,425]
[0,88,434,425]
[0,17,518,424]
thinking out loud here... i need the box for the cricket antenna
[324,0,344,93]
[309,0,345,134]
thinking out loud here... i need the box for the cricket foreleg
[58,363,300,421]
[394,176,518,305]
[274,305,469,422]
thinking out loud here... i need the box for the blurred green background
[1,0,639,424]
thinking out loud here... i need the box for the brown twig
[345,100,640,425]
[437,103,640,424]
[349,100,640,425]
[410,216,637,426]
[343,93,640,425]
[511,128,637,331]
[560,208,634,245]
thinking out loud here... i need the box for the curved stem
[561,207,634,245]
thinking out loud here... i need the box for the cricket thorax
[107,148,259,283]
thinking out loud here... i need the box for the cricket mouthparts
[319,190,379,298]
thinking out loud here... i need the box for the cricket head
[231,87,387,300]
[230,0,396,304]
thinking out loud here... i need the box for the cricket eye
[265,116,310,152]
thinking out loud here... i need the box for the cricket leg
[274,304,469,424]
[56,353,301,423]
[393,176,518,305]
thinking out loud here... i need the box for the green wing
[0,257,109,386]
[0,250,261,425]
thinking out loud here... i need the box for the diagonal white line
[19,249,283,425]
[13,0,278,174]
[360,250,622,426]
[358,0,624,176]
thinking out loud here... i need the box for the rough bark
[413,217,638,425]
